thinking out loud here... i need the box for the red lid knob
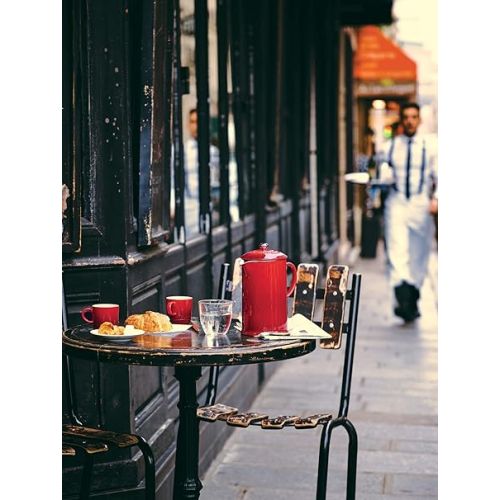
[241,243,288,261]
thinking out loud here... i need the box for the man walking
[379,102,438,322]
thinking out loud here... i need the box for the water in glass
[198,299,233,336]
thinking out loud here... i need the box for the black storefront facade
[62,0,392,497]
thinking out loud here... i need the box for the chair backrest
[293,263,350,349]
[293,263,362,418]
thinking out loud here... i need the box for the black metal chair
[198,263,362,500]
[62,279,156,500]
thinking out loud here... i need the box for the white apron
[384,191,434,288]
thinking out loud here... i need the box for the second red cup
[165,296,193,324]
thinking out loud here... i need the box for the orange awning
[354,26,417,97]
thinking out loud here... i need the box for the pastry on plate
[98,321,118,335]
[98,322,128,335]
[125,311,172,332]
[124,314,144,330]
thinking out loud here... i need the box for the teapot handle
[286,262,298,297]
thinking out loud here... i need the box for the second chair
[198,262,362,500]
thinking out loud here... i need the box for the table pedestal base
[173,366,203,500]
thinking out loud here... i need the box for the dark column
[172,0,187,243]
[229,0,251,218]
[250,0,270,246]
[173,366,203,499]
[217,0,230,227]
[195,0,211,233]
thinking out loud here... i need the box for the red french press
[240,243,297,336]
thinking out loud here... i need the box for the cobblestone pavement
[201,247,438,499]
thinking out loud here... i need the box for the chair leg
[136,436,156,500]
[204,365,220,406]
[210,366,220,405]
[80,452,94,500]
[316,419,343,500]
[342,419,358,500]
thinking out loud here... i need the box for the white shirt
[378,132,438,199]
[184,138,199,198]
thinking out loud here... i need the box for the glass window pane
[180,0,199,238]
[227,56,239,222]
[208,0,221,227]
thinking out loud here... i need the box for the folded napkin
[260,314,331,340]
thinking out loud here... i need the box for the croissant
[98,321,116,334]
[97,322,126,335]
[124,314,144,330]
[125,311,172,333]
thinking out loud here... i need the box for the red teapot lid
[241,243,288,261]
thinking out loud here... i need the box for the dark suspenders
[389,137,427,196]
[418,140,426,194]
[388,139,398,191]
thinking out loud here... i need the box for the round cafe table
[62,324,316,499]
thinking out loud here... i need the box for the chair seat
[62,443,77,456]
[62,434,109,455]
[63,424,140,448]
[197,405,334,429]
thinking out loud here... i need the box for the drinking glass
[198,299,233,336]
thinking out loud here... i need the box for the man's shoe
[394,303,420,323]
[394,282,411,306]
[394,282,421,322]
[394,282,412,321]
[394,305,416,322]
[408,284,420,320]
[394,305,408,320]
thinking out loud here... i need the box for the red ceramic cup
[81,303,120,329]
[165,296,193,324]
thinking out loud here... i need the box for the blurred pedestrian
[379,102,438,322]
[179,109,220,236]
[360,126,383,258]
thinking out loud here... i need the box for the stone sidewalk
[200,247,438,499]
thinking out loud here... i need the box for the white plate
[171,323,193,332]
[90,328,145,342]
[154,324,193,334]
